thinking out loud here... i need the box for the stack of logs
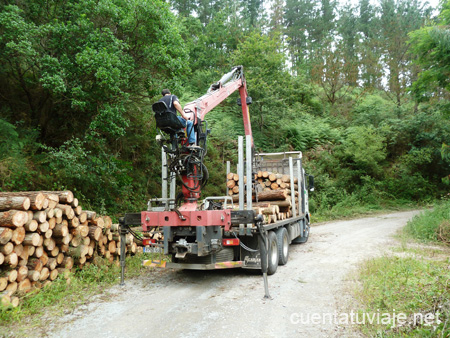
[0,191,141,308]
[227,171,299,224]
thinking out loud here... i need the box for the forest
[0,0,449,218]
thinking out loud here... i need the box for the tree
[409,0,450,100]
[379,0,432,106]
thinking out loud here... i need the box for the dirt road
[48,210,421,338]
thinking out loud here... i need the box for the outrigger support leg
[256,215,271,299]
[119,217,128,286]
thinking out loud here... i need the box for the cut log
[18,278,31,292]
[53,208,63,219]
[24,219,38,232]
[270,183,279,190]
[41,191,73,204]
[53,224,68,237]
[19,246,29,261]
[0,192,45,210]
[232,186,239,194]
[3,270,17,283]
[49,269,58,281]
[39,267,49,281]
[32,246,44,258]
[43,193,59,209]
[108,241,117,254]
[38,221,49,233]
[0,210,28,228]
[23,233,40,246]
[0,196,30,211]
[91,217,104,228]
[83,237,90,246]
[48,217,56,229]
[226,172,234,180]
[55,235,70,246]
[56,204,74,220]
[56,253,64,265]
[85,211,97,220]
[103,216,112,229]
[44,238,56,251]
[0,278,7,292]
[49,246,59,257]
[44,229,52,239]
[13,244,23,257]
[27,245,35,256]
[62,256,74,269]
[268,173,277,182]
[27,270,40,282]
[5,281,17,294]
[0,252,3,265]
[78,212,87,224]
[71,198,79,208]
[70,236,81,247]
[4,253,18,267]
[227,180,236,189]
[45,208,55,219]
[16,266,28,283]
[70,217,79,228]
[0,242,14,255]
[88,226,102,241]
[46,258,57,270]
[0,227,13,245]
[37,235,44,247]
[233,173,239,181]
[74,206,82,215]
[33,211,47,223]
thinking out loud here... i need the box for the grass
[312,198,423,223]
[404,200,450,244]
[0,253,167,336]
[353,200,450,337]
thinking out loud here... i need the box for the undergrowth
[0,253,165,334]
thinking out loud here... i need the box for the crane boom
[184,66,253,146]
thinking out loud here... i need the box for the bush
[405,200,450,244]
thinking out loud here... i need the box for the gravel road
[47,210,421,338]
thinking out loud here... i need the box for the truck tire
[267,231,279,275]
[276,227,289,265]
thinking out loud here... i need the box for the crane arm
[183,66,253,146]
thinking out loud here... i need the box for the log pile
[0,191,141,308]
[227,171,300,224]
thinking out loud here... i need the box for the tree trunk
[41,191,73,204]
[0,192,46,210]
[23,233,40,246]
[0,227,13,245]
[0,210,28,228]
[0,197,30,211]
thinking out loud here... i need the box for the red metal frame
[141,210,232,231]
[183,75,253,146]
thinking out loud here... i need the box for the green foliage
[355,254,450,337]
[410,0,450,99]
[405,200,450,243]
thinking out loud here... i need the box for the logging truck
[119,66,313,280]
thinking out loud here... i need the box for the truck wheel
[267,231,279,275]
[276,227,289,265]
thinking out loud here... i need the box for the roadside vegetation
[354,202,450,337]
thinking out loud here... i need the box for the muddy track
[46,210,421,338]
